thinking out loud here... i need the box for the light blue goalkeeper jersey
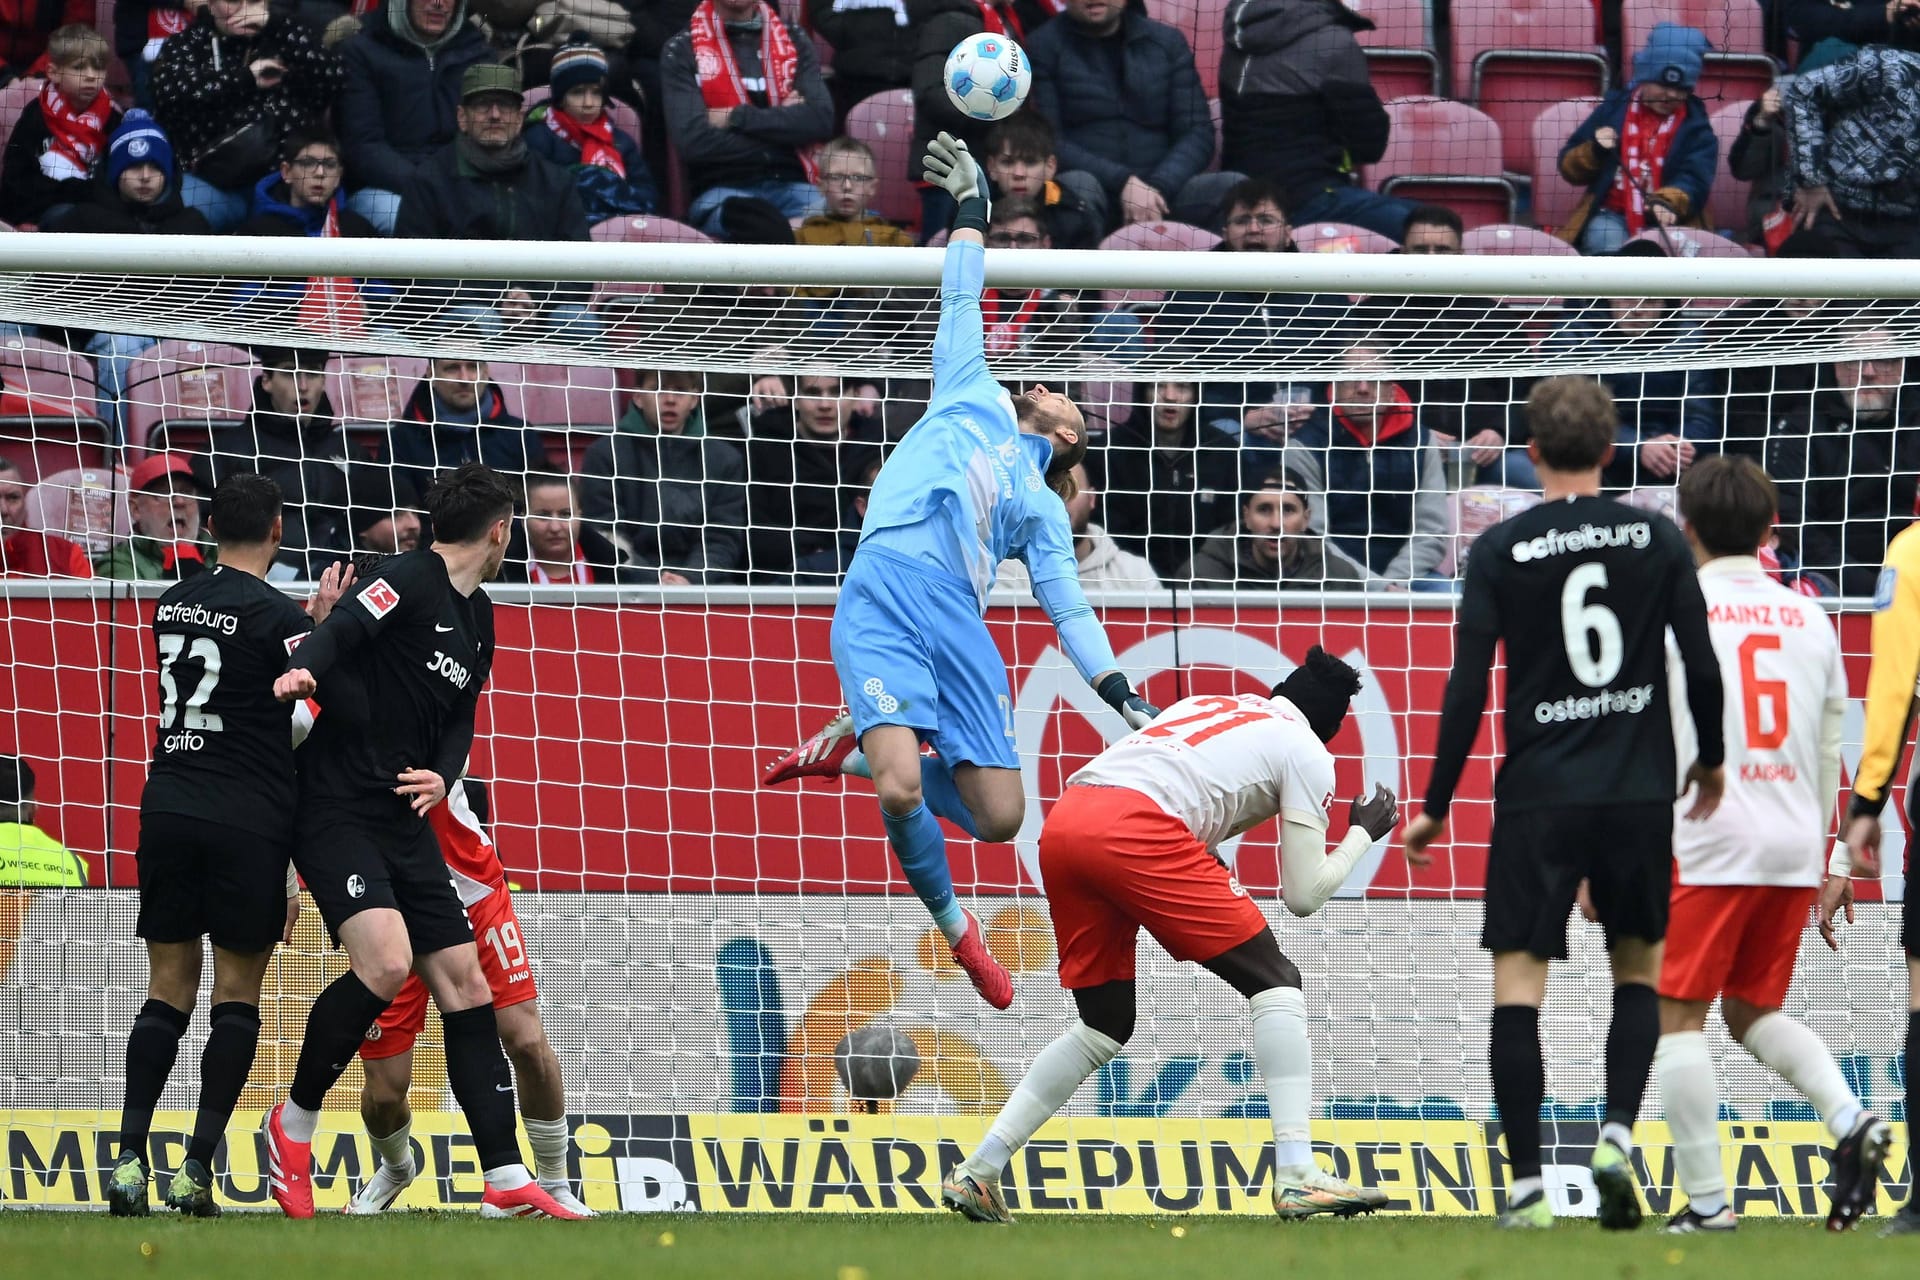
[858,238,1118,683]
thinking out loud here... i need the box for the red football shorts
[1041,784,1269,990]
[1659,882,1817,1008]
[361,884,538,1061]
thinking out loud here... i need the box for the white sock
[1509,1175,1544,1205]
[1251,987,1315,1180]
[484,1163,532,1192]
[958,1021,1121,1182]
[279,1100,319,1143]
[1601,1121,1634,1155]
[524,1116,571,1185]
[369,1122,412,1171]
[1741,1012,1864,1140]
[1656,1032,1727,1216]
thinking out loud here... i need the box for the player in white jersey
[942,648,1399,1222]
[1652,457,1890,1233]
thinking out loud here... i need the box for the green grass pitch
[8,1212,1920,1280]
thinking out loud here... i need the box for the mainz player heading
[762,132,1159,1011]
[943,649,1398,1223]
[1404,376,1726,1231]
[1651,456,1889,1234]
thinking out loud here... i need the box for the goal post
[0,240,1913,1217]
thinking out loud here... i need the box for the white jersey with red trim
[1068,693,1335,850]
[428,781,507,907]
[1669,556,1847,887]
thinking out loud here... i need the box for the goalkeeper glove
[923,132,983,204]
[1096,672,1160,730]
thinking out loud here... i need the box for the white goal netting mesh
[0,242,1913,1217]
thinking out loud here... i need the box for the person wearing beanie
[524,33,658,224]
[345,463,423,554]
[1556,22,1719,254]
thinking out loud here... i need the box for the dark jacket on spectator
[1097,412,1243,579]
[335,0,493,195]
[1552,306,1723,486]
[523,102,658,224]
[0,96,123,224]
[151,9,342,180]
[1182,520,1371,588]
[741,405,880,578]
[804,0,920,108]
[909,0,1024,184]
[1028,7,1212,202]
[44,168,211,234]
[1360,291,1533,448]
[0,0,91,76]
[1765,386,1920,597]
[394,138,591,314]
[197,382,351,572]
[1219,0,1388,213]
[659,13,833,196]
[1781,45,1920,220]
[379,378,551,497]
[497,519,632,584]
[236,174,381,237]
[1285,400,1448,581]
[1728,97,1789,244]
[1556,89,1717,246]
[579,404,748,583]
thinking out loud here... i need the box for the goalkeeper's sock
[1908,1008,1919,1153]
[918,755,983,840]
[524,1116,571,1185]
[187,1001,261,1167]
[958,1021,1120,1183]
[443,1004,524,1174]
[1655,1031,1728,1217]
[1740,1012,1861,1140]
[1250,987,1315,1180]
[1490,1004,1545,1181]
[1602,982,1659,1152]
[369,1121,413,1171]
[289,971,391,1117]
[843,749,872,780]
[119,998,190,1165]
[880,801,967,942]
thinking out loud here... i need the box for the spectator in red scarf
[498,472,631,584]
[980,197,1141,360]
[235,127,387,336]
[95,453,211,580]
[0,24,120,226]
[661,0,833,238]
[525,35,657,225]
[1556,22,1719,255]
[0,459,94,579]
[0,0,91,83]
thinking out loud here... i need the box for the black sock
[1604,982,1660,1133]
[289,972,390,1112]
[1908,1009,1919,1163]
[119,999,190,1166]
[442,1004,522,1173]
[187,1001,261,1167]
[1491,1004,1545,1182]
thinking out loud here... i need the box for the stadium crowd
[0,0,1918,591]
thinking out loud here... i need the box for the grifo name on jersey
[1510,520,1652,563]
[152,601,239,636]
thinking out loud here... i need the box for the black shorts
[293,807,471,955]
[137,811,290,954]
[1905,895,1919,960]
[1483,801,1674,960]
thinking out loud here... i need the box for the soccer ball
[944,33,1031,122]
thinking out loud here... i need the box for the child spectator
[235,128,386,335]
[0,25,121,227]
[1556,22,1718,255]
[982,112,1101,250]
[525,34,658,225]
[795,137,912,247]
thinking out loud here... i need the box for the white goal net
[0,237,1912,1218]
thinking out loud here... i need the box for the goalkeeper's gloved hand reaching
[1096,671,1160,730]
[923,131,984,205]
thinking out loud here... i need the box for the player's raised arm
[923,132,992,390]
[1664,525,1726,820]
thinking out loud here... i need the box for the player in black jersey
[109,474,348,1218]
[1403,377,1727,1231]
[261,463,581,1222]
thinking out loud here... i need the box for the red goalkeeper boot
[481,1179,591,1220]
[262,1102,314,1220]
[949,909,1014,1010]
[763,708,857,785]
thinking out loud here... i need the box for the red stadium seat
[25,465,130,556]
[590,216,714,309]
[0,367,110,476]
[843,89,919,228]
[1461,223,1582,256]
[122,340,253,457]
[1455,0,1610,174]
[1363,97,1515,229]
[1295,220,1398,253]
[518,362,622,431]
[1150,0,1228,99]
[484,361,530,422]
[1353,0,1441,99]
[327,354,426,427]
[1621,0,1775,104]
[1706,98,1757,237]
[1073,379,1137,438]
[1629,226,1753,308]
[1531,96,1603,233]
[1096,220,1221,308]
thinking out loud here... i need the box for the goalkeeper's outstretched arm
[925,132,993,389]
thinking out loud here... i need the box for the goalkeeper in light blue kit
[764,133,1161,1009]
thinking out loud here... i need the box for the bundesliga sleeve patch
[357,579,401,619]
[1874,566,1897,612]
[284,633,306,655]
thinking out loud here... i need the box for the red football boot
[480,1179,591,1220]
[763,708,857,786]
[262,1102,314,1220]
[949,909,1014,1010]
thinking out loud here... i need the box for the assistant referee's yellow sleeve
[1852,524,1920,813]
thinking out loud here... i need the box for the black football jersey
[1425,495,1724,815]
[292,549,493,812]
[141,565,313,842]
